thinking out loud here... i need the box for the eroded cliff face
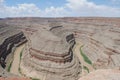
[0,32,27,68]
[0,17,120,80]
[79,69,120,80]
[20,26,81,80]
[0,24,27,69]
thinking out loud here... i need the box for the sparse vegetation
[20,48,24,60]
[19,48,24,74]
[18,67,21,72]
[80,45,92,65]
[7,46,24,73]
[30,77,40,80]
[7,61,12,72]
[83,66,89,73]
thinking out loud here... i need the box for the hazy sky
[0,0,120,17]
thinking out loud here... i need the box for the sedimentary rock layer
[0,25,27,68]
[79,69,120,80]
[0,17,120,80]
[20,26,81,80]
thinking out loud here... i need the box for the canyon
[0,17,120,80]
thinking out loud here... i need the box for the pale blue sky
[5,0,120,8]
[5,0,67,9]
[0,0,120,17]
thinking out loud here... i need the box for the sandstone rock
[20,26,81,80]
[0,25,27,68]
[0,24,27,77]
[79,69,120,80]
[0,17,120,80]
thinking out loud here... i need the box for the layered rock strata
[61,18,120,69]
[20,26,81,80]
[0,25,27,68]
[0,17,120,80]
[79,69,120,80]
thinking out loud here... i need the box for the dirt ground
[74,41,95,76]
[10,44,25,76]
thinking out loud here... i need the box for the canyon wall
[0,17,120,80]
[20,26,81,80]
[0,25,27,68]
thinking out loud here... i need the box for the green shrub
[83,66,89,73]
[19,48,24,74]
[30,77,40,80]
[80,45,92,65]
[20,49,23,60]
[7,61,12,72]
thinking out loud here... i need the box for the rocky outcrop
[71,25,120,69]
[79,69,120,80]
[0,25,27,68]
[0,17,120,80]
[20,26,81,80]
